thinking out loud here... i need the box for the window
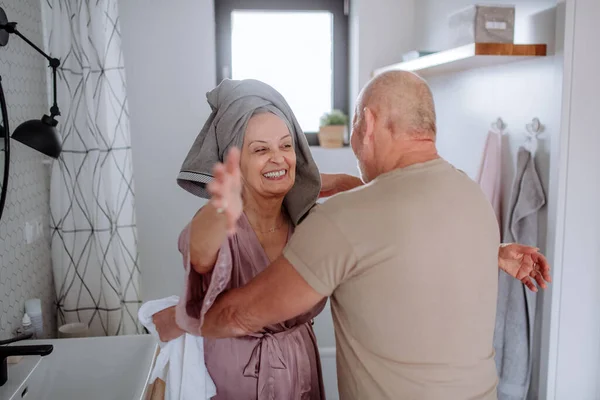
[215,0,349,134]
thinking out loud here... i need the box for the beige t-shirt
[284,159,499,400]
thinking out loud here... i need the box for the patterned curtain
[43,0,142,336]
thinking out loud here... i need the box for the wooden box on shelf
[448,5,516,48]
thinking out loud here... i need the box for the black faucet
[0,333,53,387]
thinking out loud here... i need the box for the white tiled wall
[0,0,55,339]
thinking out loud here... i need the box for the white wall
[544,0,600,397]
[348,0,360,118]
[119,0,216,301]
[536,1,567,398]
[348,0,415,118]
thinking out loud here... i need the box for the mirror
[0,75,9,223]
[0,7,7,47]
[0,7,8,223]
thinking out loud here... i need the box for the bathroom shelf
[373,43,547,77]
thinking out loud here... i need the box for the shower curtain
[43,0,142,336]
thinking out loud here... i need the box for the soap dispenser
[20,313,36,338]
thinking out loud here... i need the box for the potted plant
[318,109,348,148]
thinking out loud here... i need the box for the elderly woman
[153,79,550,400]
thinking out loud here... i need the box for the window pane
[231,11,333,133]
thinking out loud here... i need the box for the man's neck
[381,140,440,174]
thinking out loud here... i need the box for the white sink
[1,334,157,400]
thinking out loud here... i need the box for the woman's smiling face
[240,112,296,199]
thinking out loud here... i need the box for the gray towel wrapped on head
[177,79,321,226]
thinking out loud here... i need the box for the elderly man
[161,71,550,399]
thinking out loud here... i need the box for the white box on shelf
[448,5,515,48]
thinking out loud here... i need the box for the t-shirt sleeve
[283,207,357,296]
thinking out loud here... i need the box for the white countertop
[0,335,157,400]
[0,352,43,400]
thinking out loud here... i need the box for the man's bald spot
[360,71,436,138]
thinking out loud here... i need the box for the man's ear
[363,107,376,145]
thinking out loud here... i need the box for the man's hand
[152,306,185,342]
[498,243,552,292]
[319,173,363,198]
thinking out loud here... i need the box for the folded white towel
[138,296,217,400]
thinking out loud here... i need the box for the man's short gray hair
[361,71,437,138]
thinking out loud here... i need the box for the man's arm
[200,255,325,338]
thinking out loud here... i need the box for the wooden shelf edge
[473,43,547,56]
[373,43,548,76]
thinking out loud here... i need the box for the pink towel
[476,130,503,229]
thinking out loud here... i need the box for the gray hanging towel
[494,147,546,400]
[177,79,320,226]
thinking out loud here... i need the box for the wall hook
[491,117,505,132]
[526,117,543,136]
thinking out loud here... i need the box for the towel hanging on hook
[476,117,504,227]
[524,117,543,155]
[491,117,506,133]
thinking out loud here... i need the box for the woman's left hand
[498,243,552,292]
[319,173,363,198]
[319,173,342,198]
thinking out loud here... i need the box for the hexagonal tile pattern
[0,0,57,340]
